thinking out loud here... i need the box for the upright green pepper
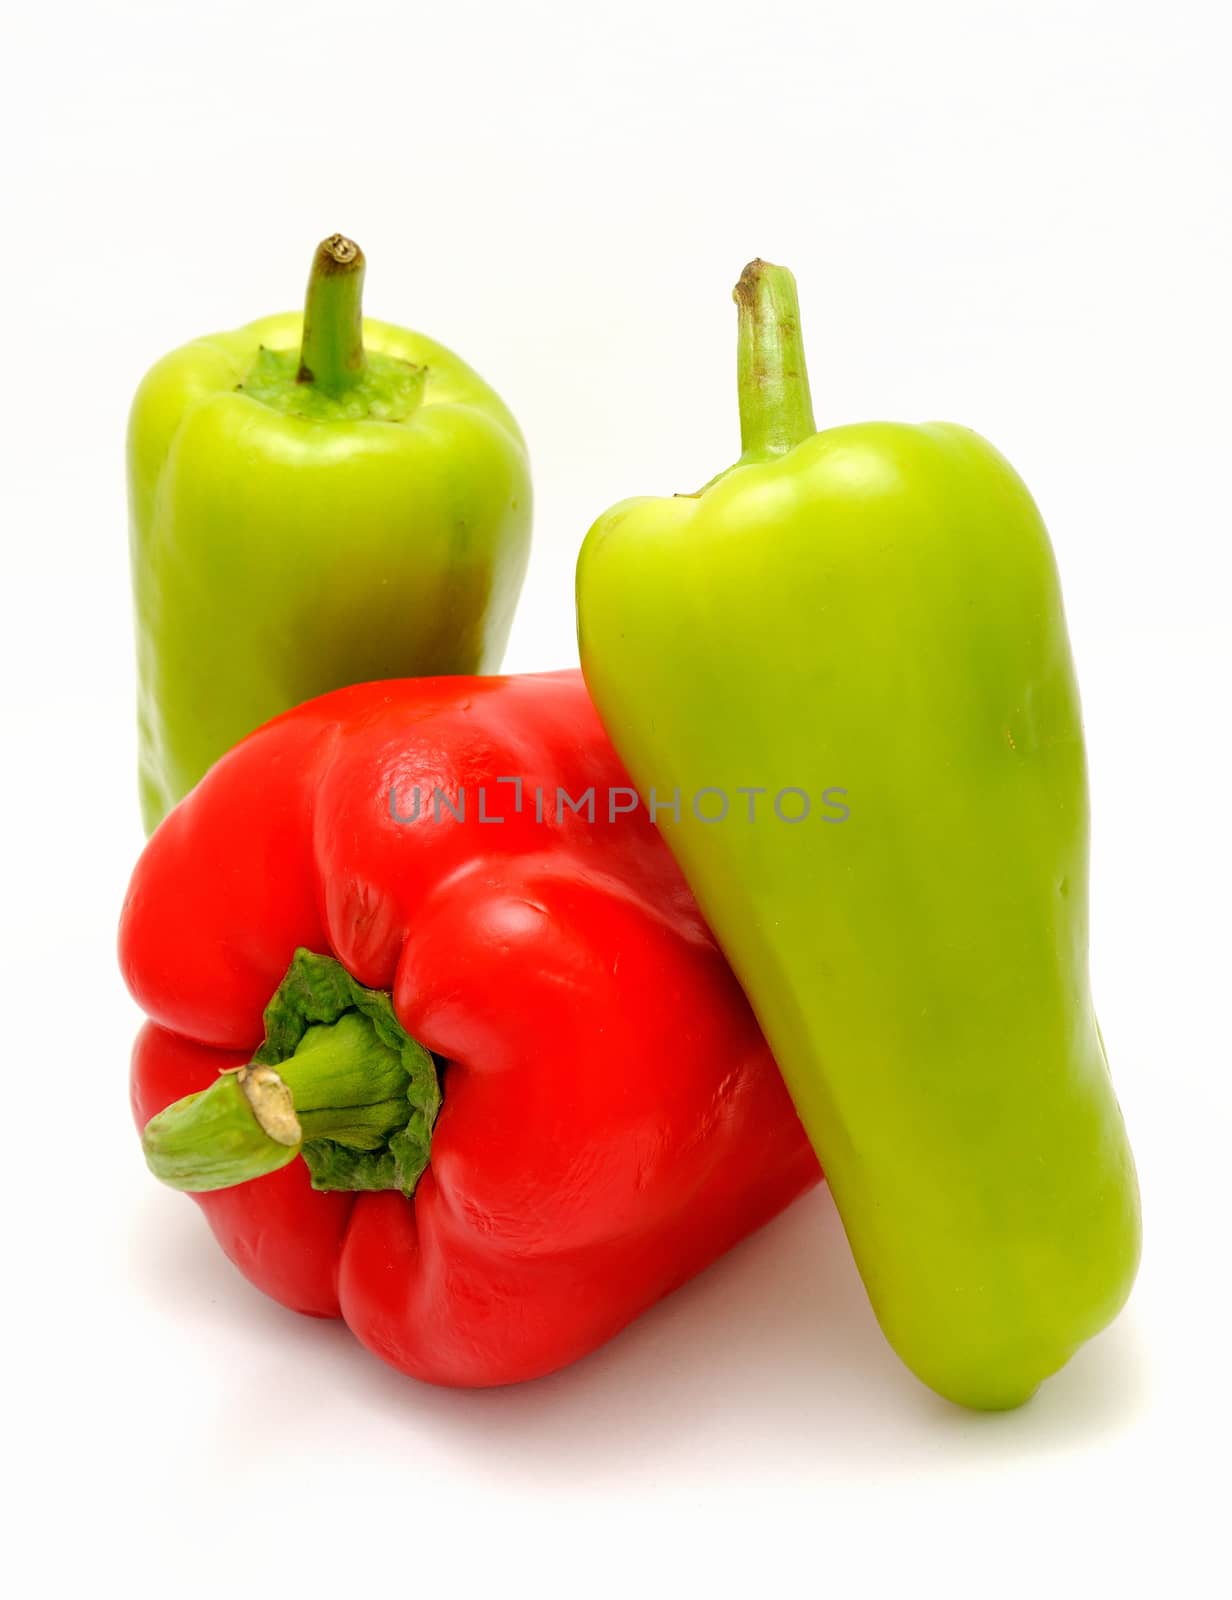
[576,260,1140,1410]
[129,234,531,834]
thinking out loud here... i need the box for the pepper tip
[317,234,363,274]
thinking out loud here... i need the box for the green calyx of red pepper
[238,234,426,423]
[141,950,441,1198]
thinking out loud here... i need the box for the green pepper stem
[143,1009,412,1193]
[297,234,368,395]
[733,259,816,464]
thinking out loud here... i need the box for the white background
[4,2,1229,1594]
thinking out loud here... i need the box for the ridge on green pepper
[128,233,532,834]
[576,258,1141,1411]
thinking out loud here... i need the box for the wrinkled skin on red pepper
[121,671,820,1387]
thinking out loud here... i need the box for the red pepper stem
[297,234,368,394]
[733,259,817,465]
[142,1010,413,1193]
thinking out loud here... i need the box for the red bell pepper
[121,670,820,1387]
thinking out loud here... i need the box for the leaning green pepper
[576,259,1140,1410]
[129,234,531,834]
